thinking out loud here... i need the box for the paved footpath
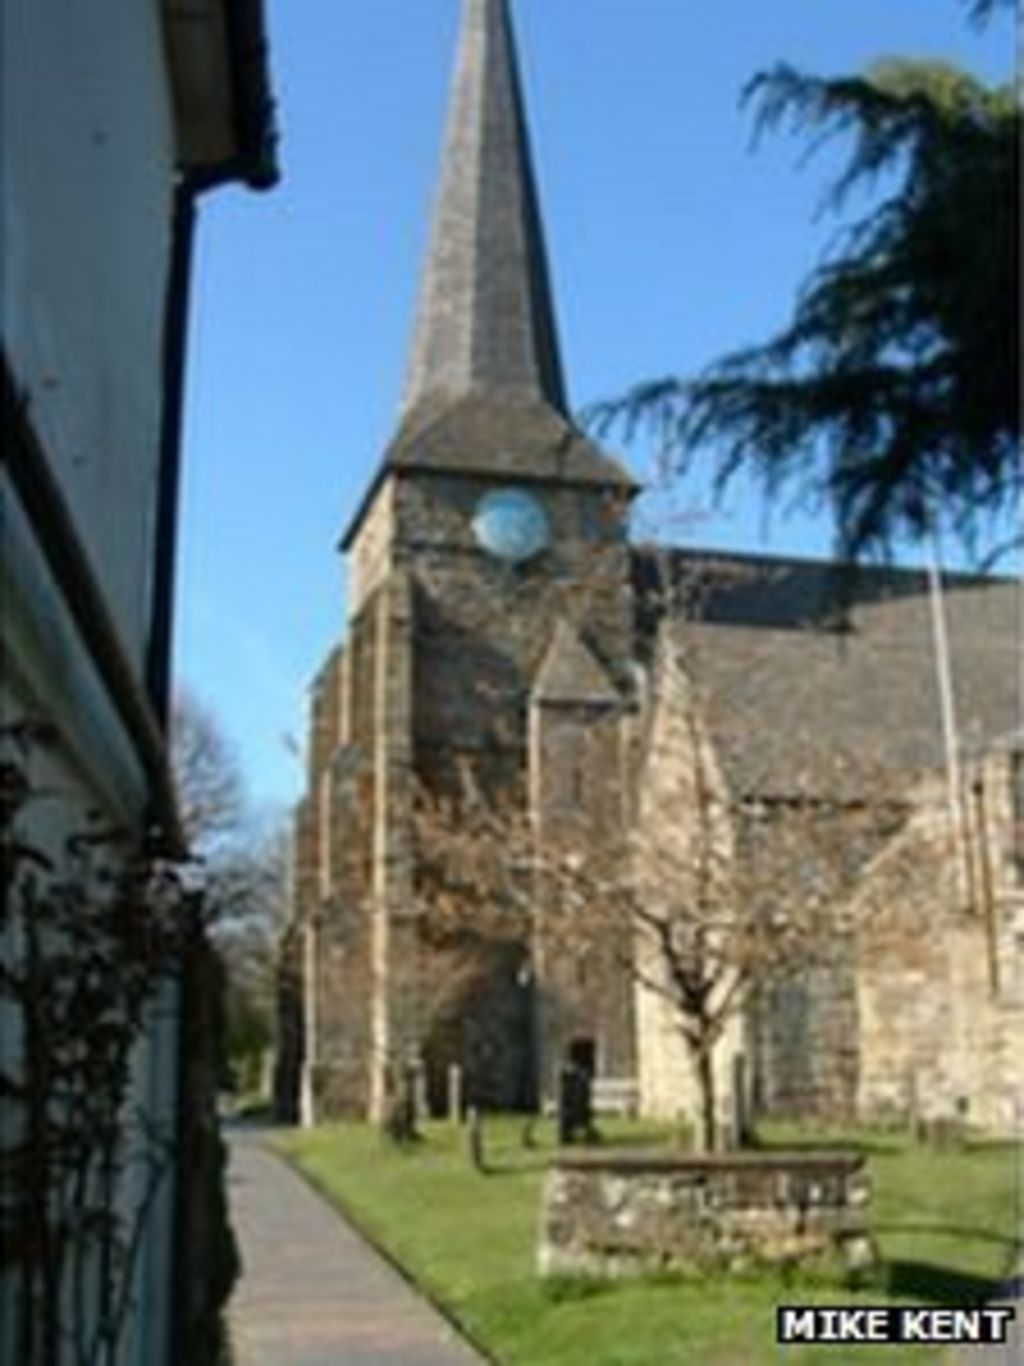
[227,1134,485,1366]
[949,1286,1022,1366]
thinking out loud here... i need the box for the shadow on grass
[884,1260,1002,1304]
[960,1139,1022,1158]
[751,1134,899,1158]
[875,1222,1017,1252]
[756,1130,1022,1161]
[466,1158,547,1178]
[541,1275,613,1304]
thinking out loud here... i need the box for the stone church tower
[295,0,639,1121]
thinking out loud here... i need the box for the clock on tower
[472,487,550,563]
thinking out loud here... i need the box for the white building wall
[0,669,183,1366]
[1,4,185,1363]
[1,482,150,821]
[1,0,177,669]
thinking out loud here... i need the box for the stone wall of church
[300,571,423,1121]
[629,639,899,1128]
[397,472,634,720]
[757,806,901,1123]
[396,470,637,1110]
[635,977,744,1131]
[308,647,343,781]
[749,944,859,1120]
[297,611,376,1118]
[630,642,743,1126]
[530,701,637,1099]
[296,524,1021,1132]
[311,745,376,1118]
[854,756,1024,1135]
[418,935,535,1113]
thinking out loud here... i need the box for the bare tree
[170,690,246,854]
[410,629,904,1152]
[215,824,291,1093]
[170,691,277,931]
[170,692,289,1093]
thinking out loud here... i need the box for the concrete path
[949,1288,1022,1365]
[227,1134,484,1366]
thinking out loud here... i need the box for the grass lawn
[276,1117,1020,1366]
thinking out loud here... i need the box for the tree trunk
[695,1045,717,1154]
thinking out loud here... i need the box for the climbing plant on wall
[0,719,236,1366]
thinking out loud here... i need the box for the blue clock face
[472,488,550,563]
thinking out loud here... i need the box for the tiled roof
[387,391,633,488]
[634,547,1019,799]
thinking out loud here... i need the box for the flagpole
[926,529,970,909]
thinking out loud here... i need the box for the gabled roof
[533,619,623,707]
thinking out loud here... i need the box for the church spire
[401,0,568,418]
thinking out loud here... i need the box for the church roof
[387,391,632,488]
[533,619,623,707]
[401,0,567,418]
[634,547,1019,800]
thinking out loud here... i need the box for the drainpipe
[926,536,973,911]
[158,171,201,1366]
[147,176,198,728]
[160,165,250,1366]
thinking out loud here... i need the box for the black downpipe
[147,179,198,728]
[154,176,216,1366]
[160,171,245,1366]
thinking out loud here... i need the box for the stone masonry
[539,1150,875,1279]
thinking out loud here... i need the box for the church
[284,0,1021,1138]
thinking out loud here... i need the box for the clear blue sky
[174,0,1013,817]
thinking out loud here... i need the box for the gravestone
[557,1063,595,1146]
[448,1063,464,1122]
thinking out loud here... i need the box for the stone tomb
[539,1150,874,1280]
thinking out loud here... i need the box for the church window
[549,742,585,810]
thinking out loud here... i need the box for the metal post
[927,540,970,908]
